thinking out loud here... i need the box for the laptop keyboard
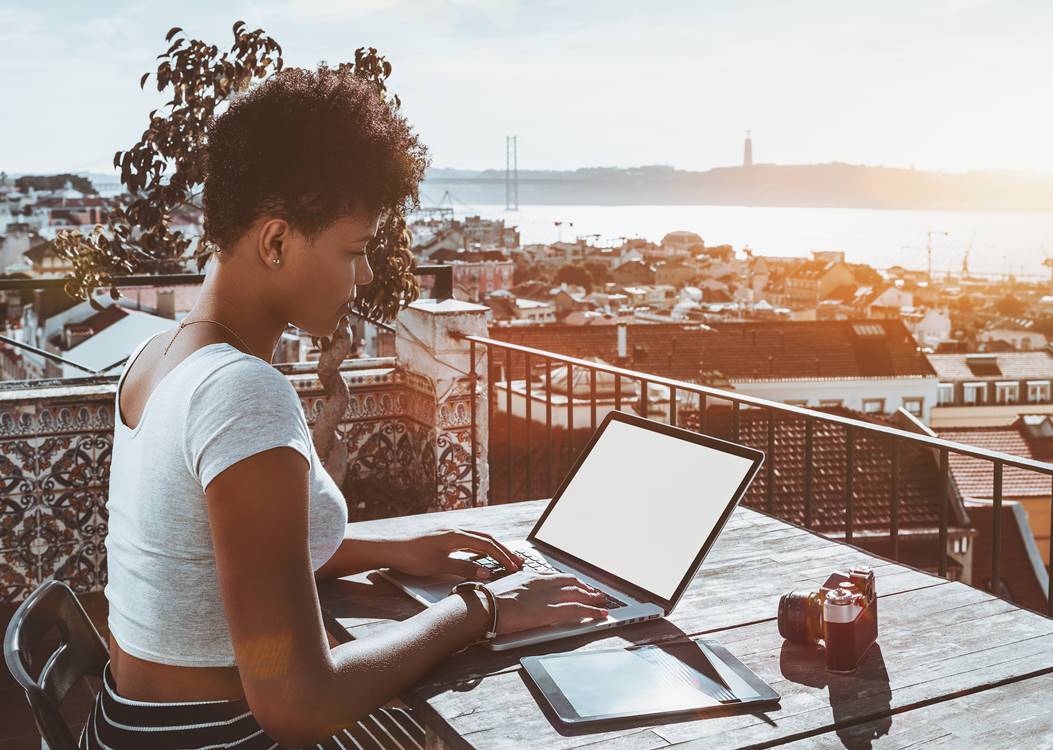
[473,549,626,609]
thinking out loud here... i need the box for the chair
[4,580,109,750]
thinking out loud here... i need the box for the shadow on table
[779,642,892,750]
[413,618,781,738]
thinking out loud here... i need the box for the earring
[272,258,280,266]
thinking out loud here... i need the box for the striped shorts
[78,660,426,750]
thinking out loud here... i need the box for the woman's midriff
[108,631,342,701]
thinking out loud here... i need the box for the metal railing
[464,334,1053,616]
[0,265,453,374]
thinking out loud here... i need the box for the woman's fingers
[472,531,524,570]
[553,585,608,604]
[449,557,494,581]
[453,530,522,572]
[546,601,610,623]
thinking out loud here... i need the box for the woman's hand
[484,570,610,634]
[383,527,525,579]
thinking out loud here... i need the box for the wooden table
[318,500,1053,749]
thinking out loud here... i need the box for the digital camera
[777,566,878,673]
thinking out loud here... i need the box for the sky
[2,0,1052,176]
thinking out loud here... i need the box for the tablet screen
[539,647,724,717]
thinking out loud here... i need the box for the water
[431,203,1053,277]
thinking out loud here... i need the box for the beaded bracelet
[450,581,498,651]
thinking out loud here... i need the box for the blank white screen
[534,420,756,600]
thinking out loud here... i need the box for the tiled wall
[0,364,478,605]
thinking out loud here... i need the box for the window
[785,399,809,407]
[819,399,843,407]
[903,397,923,417]
[995,382,1019,405]
[964,382,986,405]
[862,398,885,413]
[1028,380,1051,403]
[938,383,955,405]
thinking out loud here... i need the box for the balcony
[3,277,1053,747]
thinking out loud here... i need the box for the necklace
[163,317,253,358]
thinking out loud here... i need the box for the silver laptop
[379,411,765,650]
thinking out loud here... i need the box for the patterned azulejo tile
[0,436,40,495]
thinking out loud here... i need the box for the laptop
[379,410,765,650]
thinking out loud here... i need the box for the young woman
[81,66,609,750]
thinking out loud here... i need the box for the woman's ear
[258,218,289,267]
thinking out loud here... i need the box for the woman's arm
[207,446,491,747]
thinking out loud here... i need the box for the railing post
[992,461,1003,596]
[803,417,814,529]
[766,408,776,514]
[590,368,598,432]
[566,362,574,469]
[939,448,949,578]
[546,360,553,495]
[505,348,513,502]
[890,441,901,561]
[470,340,478,505]
[1048,476,1053,617]
[525,353,533,500]
[845,425,855,542]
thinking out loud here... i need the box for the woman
[81,66,609,750]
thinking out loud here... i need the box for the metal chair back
[4,580,108,750]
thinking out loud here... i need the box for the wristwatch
[450,580,499,645]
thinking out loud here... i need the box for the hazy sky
[2,0,1052,175]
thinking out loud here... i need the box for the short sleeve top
[104,333,348,667]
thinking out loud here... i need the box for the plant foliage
[55,23,419,325]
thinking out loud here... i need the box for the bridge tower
[505,135,518,211]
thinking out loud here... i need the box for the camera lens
[778,590,823,645]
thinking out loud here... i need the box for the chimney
[617,323,627,359]
[156,289,176,319]
[64,324,93,350]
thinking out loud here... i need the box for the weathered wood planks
[318,499,1053,750]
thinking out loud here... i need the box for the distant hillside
[423,163,1053,212]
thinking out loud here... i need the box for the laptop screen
[532,417,758,601]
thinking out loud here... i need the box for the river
[423,203,1053,278]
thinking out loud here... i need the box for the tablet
[521,639,779,728]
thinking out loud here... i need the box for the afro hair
[203,65,428,248]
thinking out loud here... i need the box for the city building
[979,318,1049,352]
[784,254,856,309]
[929,352,1053,427]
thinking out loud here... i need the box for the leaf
[113,151,122,168]
[165,26,182,42]
[140,72,149,89]
[232,20,245,36]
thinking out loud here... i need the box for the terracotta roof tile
[936,426,1050,498]
[487,319,934,383]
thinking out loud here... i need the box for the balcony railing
[465,334,1053,617]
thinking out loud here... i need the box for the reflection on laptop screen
[533,419,756,601]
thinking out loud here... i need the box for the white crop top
[104,333,348,667]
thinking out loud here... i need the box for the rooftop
[939,418,1053,498]
[928,351,1053,381]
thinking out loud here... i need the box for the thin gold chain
[163,318,253,357]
